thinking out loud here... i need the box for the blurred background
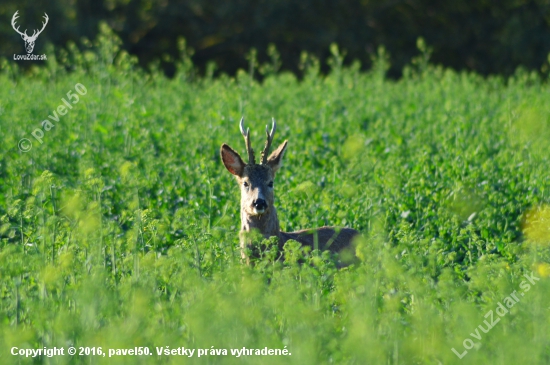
[1,0,550,78]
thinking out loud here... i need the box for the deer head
[221,118,288,218]
[12,11,49,54]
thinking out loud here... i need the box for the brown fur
[221,123,359,266]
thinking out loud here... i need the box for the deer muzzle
[253,198,268,214]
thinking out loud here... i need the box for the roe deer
[220,118,359,266]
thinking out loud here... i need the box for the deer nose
[253,199,267,210]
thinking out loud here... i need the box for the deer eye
[268,181,274,188]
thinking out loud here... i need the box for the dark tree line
[2,0,550,77]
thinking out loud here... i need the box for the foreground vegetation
[1,28,550,364]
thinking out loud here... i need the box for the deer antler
[239,117,255,164]
[11,11,28,37]
[261,118,276,164]
[11,11,48,40]
[29,13,48,40]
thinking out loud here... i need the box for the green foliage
[3,0,550,77]
[0,0,550,77]
[1,29,550,364]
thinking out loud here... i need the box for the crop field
[1,29,550,364]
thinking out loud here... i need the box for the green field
[1,28,550,364]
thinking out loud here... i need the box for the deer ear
[267,140,288,174]
[221,144,245,177]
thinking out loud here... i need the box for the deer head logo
[11,11,49,54]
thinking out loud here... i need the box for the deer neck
[241,206,280,239]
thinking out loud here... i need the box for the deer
[11,11,49,54]
[220,118,359,266]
